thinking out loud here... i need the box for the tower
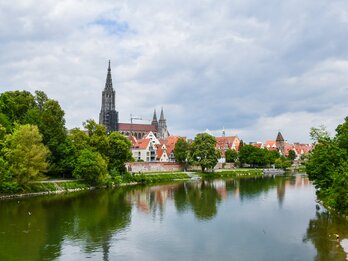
[151,109,158,130]
[276,131,285,155]
[158,107,169,139]
[99,60,119,132]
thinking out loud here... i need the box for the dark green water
[1,174,348,261]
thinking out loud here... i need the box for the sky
[1,0,348,143]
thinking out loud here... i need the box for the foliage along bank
[0,90,133,194]
[306,118,348,215]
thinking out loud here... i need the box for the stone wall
[126,162,236,173]
[126,162,183,173]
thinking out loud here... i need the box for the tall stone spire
[158,107,169,139]
[159,107,165,121]
[151,109,158,130]
[105,60,113,90]
[99,60,119,132]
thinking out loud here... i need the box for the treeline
[174,134,293,171]
[306,118,348,214]
[0,90,133,193]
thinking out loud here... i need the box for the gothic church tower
[99,60,118,132]
[158,107,169,139]
[151,109,158,130]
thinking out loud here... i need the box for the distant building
[99,61,170,139]
[99,60,119,132]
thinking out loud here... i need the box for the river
[1,174,347,261]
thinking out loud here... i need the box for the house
[215,136,240,163]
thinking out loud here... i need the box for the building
[99,61,170,139]
[118,108,170,140]
[99,60,119,132]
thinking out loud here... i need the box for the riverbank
[0,169,267,200]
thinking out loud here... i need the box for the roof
[215,136,239,151]
[276,132,285,142]
[132,139,151,150]
[119,123,157,132]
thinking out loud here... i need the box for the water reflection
[304,211,348,261]
[0,188,132,261]
[1,175,344,261]
[126,175,312,220]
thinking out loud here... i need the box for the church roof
[118,123,157,132]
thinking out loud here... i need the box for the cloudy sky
[1,0,348,143]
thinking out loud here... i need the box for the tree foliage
[1,124,50,184]
[287,150,296,161]
[174,138,189,164]
[238,145,280,167]
[225,149,238,163]
[73,149,109,186]
[190,133,219,172]
[306,117,348,214]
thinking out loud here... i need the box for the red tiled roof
[119,123,157,132]
[133,139,150,149]
[215,136,240,151]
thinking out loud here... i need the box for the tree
[275,156,292,170]
[106,132,133,173]
[83,119,109,157]
[225,149,238,163]
[306,120,348,214]
[174,138,189,164]
[190,133,219,172]
[1,124,50,184]
[287,150,296,161]
[73,149,109,186]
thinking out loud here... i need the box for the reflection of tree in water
[0,188,132,261]
[303,211,348,261]
[174,181,221,220]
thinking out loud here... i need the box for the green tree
[174,138,189,164]
[83,119,109,157]
[107,131,133,173]
[225,149,238,163]
[275,156,292,170]
[73,149,109,186]
[190,133,219,172]
[287,150,296,161]
[2,124,50,184]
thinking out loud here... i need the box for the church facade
[99,61,170,139]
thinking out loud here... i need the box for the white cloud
[1,0,348,143]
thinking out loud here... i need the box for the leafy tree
[287,150,296,161]
[265,150,280,166]
[83,119,109,157]
[306,120,348,214]
[73,149,109,186]
[107,131,133,173]
[174,138,189,164]
[190,133,219,172]
[0,91,35,126]
[1,124,50,184]
[225,149,238,163]
[274,156,292,170]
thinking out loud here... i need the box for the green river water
[1,174,348,261]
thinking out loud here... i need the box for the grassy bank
[197,168,263,178]
[0,172,191,198]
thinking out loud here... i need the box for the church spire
[151,109,158,129]
[99,60,118,132]
[105,60,113,90]
[160,107,165,121]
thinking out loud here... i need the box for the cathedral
[99,61,170,140]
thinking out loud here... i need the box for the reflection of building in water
[126,184,178,215]
[211,180,228,199]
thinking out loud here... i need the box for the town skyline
[1,1,348,143]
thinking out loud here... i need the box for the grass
[197,168,263,178]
